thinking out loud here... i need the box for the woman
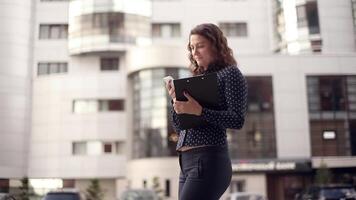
[165,23,248,200]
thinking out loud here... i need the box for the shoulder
[218,65,245,80]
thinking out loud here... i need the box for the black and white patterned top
[170,65,248,150]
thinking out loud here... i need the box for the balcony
[68,0,151,55]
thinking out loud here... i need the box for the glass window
[38,63,49,75]
[37,62,67,76]
[73,100,98,113]
[72,142,86,155]
[87,141,102,155]
[100,57,119,71]
[219,22,248,37]
[99,100,124,111]
[319,77,346,111]
[228,76,276,159]
[247,77,274,112]
[74,99,124,113]
[296,5,307,28]
[306,1,320,34]
[103,143,112,153]
[59,63,68,73]
[151,23,181,38]
[50,25,60,39]
[39,25,50,39]
[115,141,125,154]
[165,179,170,197]
[39,24,68,39]
[307,75,356,156]
[49,63,59,74]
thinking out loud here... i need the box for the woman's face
[189,34,216,70]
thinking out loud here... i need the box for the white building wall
[152,0,271,54]
[29,57,128,178]
[318,0,356,53]
[0,0,34,178]
[29,1,127,178]
[240,54,356,158]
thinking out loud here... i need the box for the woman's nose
[192,48,197,56]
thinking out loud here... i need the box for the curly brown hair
[187,23,237,75]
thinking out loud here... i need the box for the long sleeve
[170,101,182,133]
[200,67,247,129]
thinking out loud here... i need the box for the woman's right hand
[165,80,176,100]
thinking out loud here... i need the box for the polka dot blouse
[170,65,248,150]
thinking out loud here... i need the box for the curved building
[1,0,356,200]
[28,0,151,199]
[125,45,188,200]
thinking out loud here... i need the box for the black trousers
[178,146,232,200]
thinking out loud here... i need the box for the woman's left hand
[173,92,202,116]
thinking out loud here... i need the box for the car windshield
[321,188,355,198]
[44,193,79,200]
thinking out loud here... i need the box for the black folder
[173,73,218,129]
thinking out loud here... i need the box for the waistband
[177,145,228,156]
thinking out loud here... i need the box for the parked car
[42,191,81,200]
[120,189,159,200]
[294,185,356,200]
[0,193,16,200]
[226,192,268,200]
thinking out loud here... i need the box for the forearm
[201,107,245,129]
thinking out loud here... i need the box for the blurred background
[1,0,356,200]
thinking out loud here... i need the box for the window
[165,179,170,197]
[103,143,113,153]
[100,57,119,71]
[152,23,181,38]
[307,76,347,111]
[73,100,98,114]
[72,141,124,155]
[87,141,102,155]
[247,77,274,112]
[296,1,320,34]
[319,77,346,111]
[99,100,125,111]
[228,76,276,160]
[0,179,9,193]
[73,99,125,113]
[305,1,320,34]
[62,180,75,188]
[296,5,307,28]
[39,24,68,39]
[37,62,67,76]
[219,22,248,37]
[72,142,86,155]
[307,76,356,156]
[352,0,356,46]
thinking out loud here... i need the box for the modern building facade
[0,0,356,200]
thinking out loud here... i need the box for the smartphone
[163,76,174,89]
[163,76,173,84]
